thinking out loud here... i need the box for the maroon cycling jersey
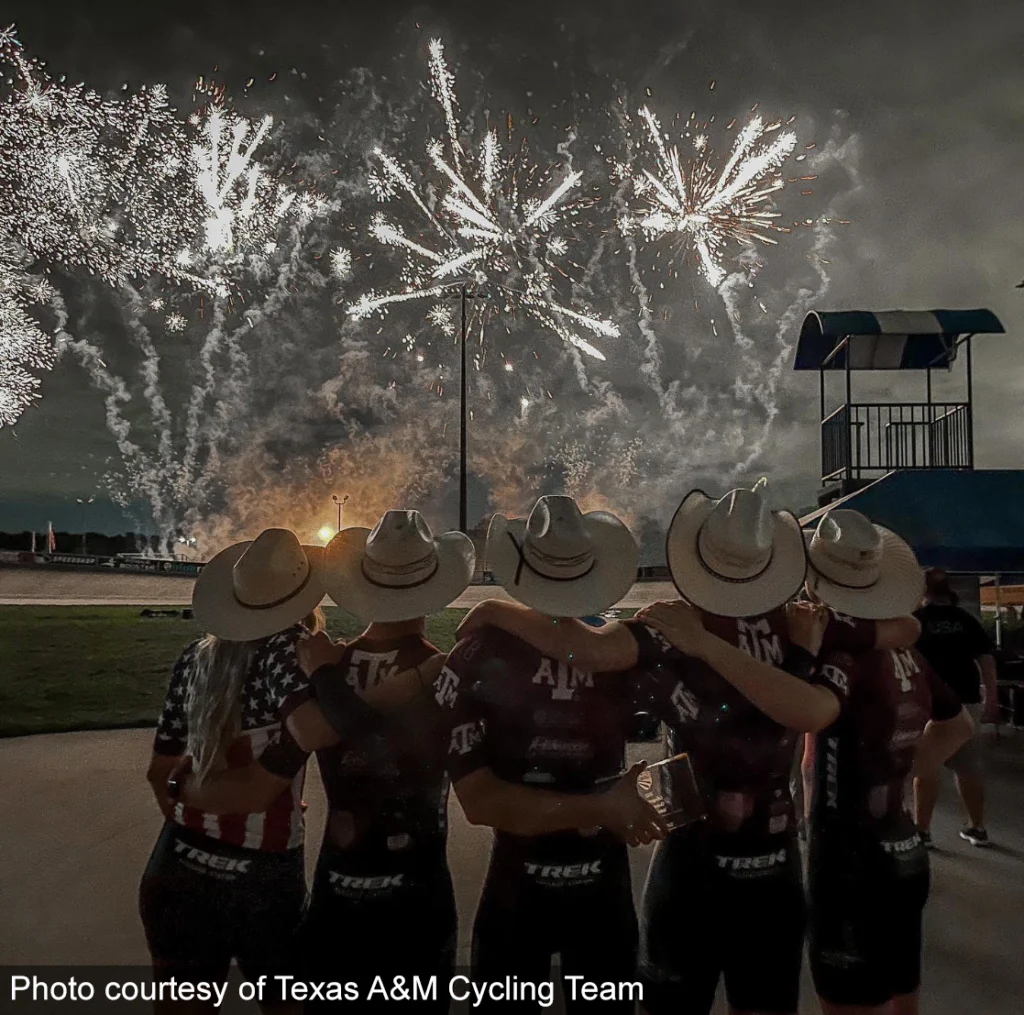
[153,625,313,851]
[314,633,449,855]
[812,646,961,831]
[435,625,634,864]
[628,609,875,841]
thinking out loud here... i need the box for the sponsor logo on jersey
[523,860,603,881]
[528,736,593,759]
[531,659,594,701]
[328,872,405,891]
[433,667,460,709]
[173,840,250,873]
[448,721,484,756]
[736,617,784,665]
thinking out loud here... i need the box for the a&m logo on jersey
[736,617,783,666]
[669,681,700,723]
[449,721,484,756]
[346,649,400,691]
[531,658,594,701]
[433,666,460,709]
[820,664,849,695]
[891,649,920,693]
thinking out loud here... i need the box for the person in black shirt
[913,567,998,847]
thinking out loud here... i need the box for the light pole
[75,497,95,555]
[332,493,349,533]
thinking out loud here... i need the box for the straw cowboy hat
[666,486,807,618]
[323,510,475,624]
[805,509,924,620]
[487,495,639,618]
[192,528,326,642]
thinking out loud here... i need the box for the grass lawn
[0,606,467,737]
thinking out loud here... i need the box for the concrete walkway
[2,729,1022,1012]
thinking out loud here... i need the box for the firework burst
[0,27,316,426]
[624,104,797,287]
[350,38,615,363]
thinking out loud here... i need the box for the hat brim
[807,525,924,620]
[191,541,326,642]
[486,511,639,618]
[666,489,807,618]
[322,528,475,623]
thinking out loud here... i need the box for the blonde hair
[185,607,326,785]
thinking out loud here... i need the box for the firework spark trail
[627,105,797,288]
[353,38,617,370]
[0,28,316,426]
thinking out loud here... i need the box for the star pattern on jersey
[154,628,309,750]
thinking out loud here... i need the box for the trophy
[634,752,705,830]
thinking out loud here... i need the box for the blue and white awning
[793,309,1004,371]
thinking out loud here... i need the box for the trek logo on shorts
[173,839,251,874]
[433,667,460,709]
[715,848,788,877]
[880,833,922,855]
[328,872,405,892]
[531,658,594,701]
[523,860,603,883]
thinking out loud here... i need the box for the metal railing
[822,402,972,482]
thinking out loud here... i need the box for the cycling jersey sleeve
[812,650,855,714]
[258,725,309,779]
[822,611,877,655]
[434,634,489,783]
[152,642,196,756]
[261,631,311,718]
[925,663,963,721]
[624,619,670,669]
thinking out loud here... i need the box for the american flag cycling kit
[629,610,876,1015]
[139,624,314,992]
[808,644,961,1008]
[301,633,455,1014]
[437,624,639,1015]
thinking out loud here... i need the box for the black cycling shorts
[139,821,306,999]
[471,832,638,1014]
[638,828,805,1015]
[302,839,457,1013]
[808,825,930,1007]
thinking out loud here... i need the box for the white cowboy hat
[805,509,924,620]
[192,528,326,642]
[666,486,807,618]
[323,510,475,623]
[487,495,638,618]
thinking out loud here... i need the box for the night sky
[1,0,1022,541]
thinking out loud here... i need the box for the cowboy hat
[192,528,326,642]
[323,510,475,623]
[666,486,806,618]
[487,495,638,618]
[805,509,923,620]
